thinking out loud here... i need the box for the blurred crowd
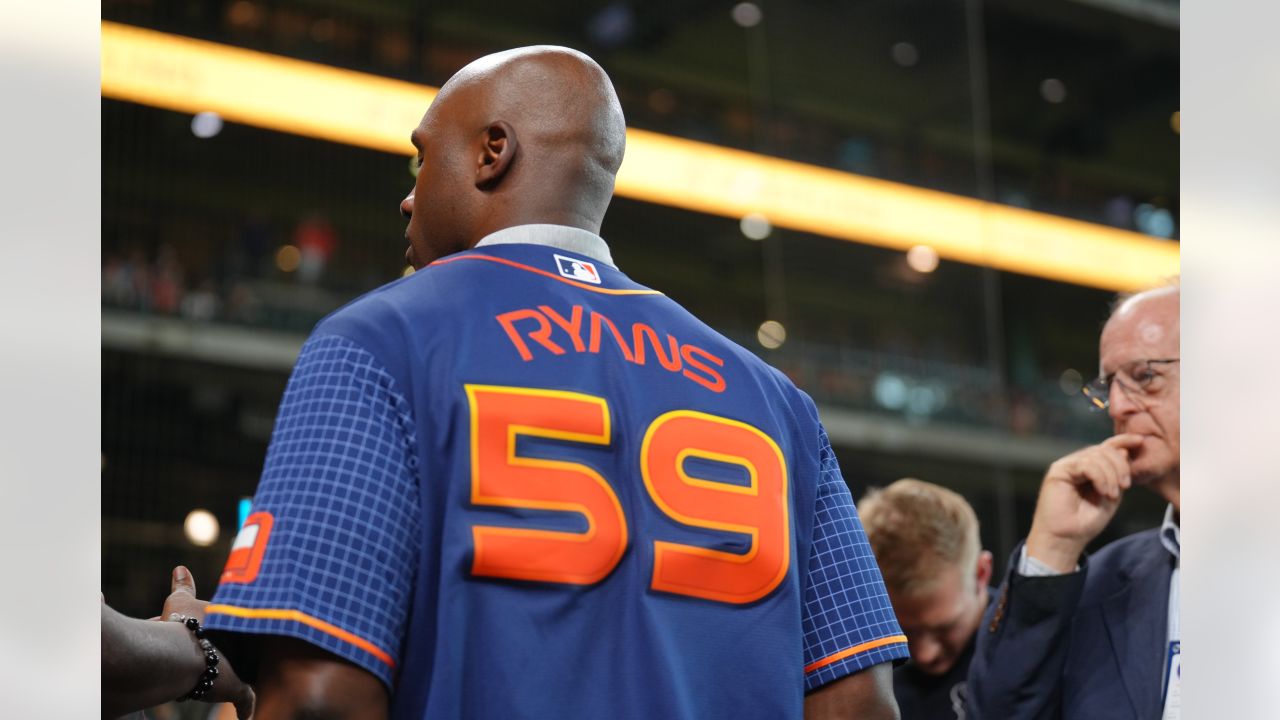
[103,244,1098,442]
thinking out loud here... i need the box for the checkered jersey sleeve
[801,425,908,691]
[205,334,420,691]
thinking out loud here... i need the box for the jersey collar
[474,224,617,269]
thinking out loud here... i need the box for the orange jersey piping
[206,604,395,669]
[804,634,909,673]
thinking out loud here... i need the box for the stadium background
[100,0,1178,631]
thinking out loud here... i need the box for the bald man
[967,283,1181,719]
[203,47,906,719]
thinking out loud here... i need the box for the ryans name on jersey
[495,303,727,393]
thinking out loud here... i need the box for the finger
[1055,455,1091,487]
[236,688,256,720]
[171,565,197,597]
[1104,433,1145,450]
[1104,457,1120,500]
[1102,445,1133,491]
[1080,453,1119,501]
[1099,458,1120,501]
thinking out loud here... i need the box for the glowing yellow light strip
[101,21,1178,291]
[101,21,434,154]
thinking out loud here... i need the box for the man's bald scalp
[404,45,627,257]
[443,46,626,176]
[1110,279,1180,322]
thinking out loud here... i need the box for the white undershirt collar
[473,224,616,268]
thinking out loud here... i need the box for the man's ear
[974,549,994,591]
[476,121,517,189]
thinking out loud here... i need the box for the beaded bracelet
[169,614,221,701]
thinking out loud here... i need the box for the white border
[0,0,101,716]
[1183,0,1280,716]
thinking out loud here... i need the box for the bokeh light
[1040,78,1067,104]
[184,509,220,547]
[757,320,786,349]
[740,212,772,241]
[873,373,907,410]
[190,111,223,139]
[906,244,939,273]
[891,42,919,68]
[1058,368,1084,395]
[731,2,763,28]
[275,244,301,272]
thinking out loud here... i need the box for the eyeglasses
[1081,358,1179,412]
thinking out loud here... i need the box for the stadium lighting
[757,320,786,349]
[1040,78,1068,104]
[731,3,763,28]
[873,373,907,410]
[191,111,224,138]
[906,244,939,273]
[740,212,772,240]
[101,21,1179,292]
[275,244,302,273]
[891,42,919,68]
[184,509,220,547]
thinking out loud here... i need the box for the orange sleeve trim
[205,604,395,669]
[429,254,664,296]
[804,634,908,674]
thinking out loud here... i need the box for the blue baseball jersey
[207,236,907,718]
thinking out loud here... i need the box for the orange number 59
[466,384,791,605]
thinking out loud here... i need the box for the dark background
[101,0,1178,619]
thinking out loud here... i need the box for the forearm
[249,636,389,720]
[804,662,899,720]
[254,692,388,720]
[1025,526,1088,574]
[101,605,205,718]
[967,550,1085,720]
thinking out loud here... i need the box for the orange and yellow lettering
[642,411,790,604]
[466,385,627,585]
[495,308,565,361]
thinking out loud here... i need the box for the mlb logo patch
[554,254,602,284]
[221,511,274,585]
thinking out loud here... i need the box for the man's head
[858,479,992,676]
[401,46,627,268]
[1099,282,1180,505]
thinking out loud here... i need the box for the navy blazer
[966,529,1174,719]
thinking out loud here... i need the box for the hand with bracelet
[102,566,255,719]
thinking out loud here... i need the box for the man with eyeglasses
[967,283,1181,720]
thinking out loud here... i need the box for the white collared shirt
[1159,504,1180,645]
[474,224,617,268]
